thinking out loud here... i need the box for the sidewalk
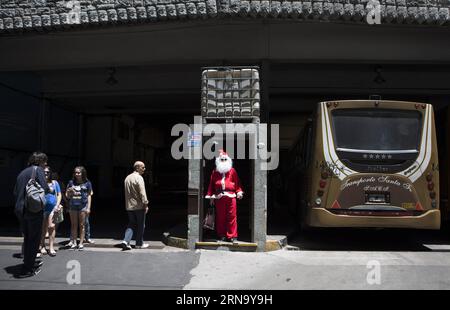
[0,236,166,250]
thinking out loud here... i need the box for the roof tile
[176,3,188,18]
[147,5,158,21]
[157,5,168,20]
[167,4,178,19]
[31,15,42,28]
[197,2,208,17]
[136,6,148,19]
[1,0,449,33]
[186,2,198,18]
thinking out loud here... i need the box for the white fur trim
[215,155,233,174]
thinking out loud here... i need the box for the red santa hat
[218,149,228,157]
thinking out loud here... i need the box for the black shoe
[16,266,40,278]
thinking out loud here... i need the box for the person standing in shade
[66,166,93,251]
[39,166,61,257]
[121,161,149,250]
[13,152,50,277]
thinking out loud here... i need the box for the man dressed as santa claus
[205,150,244,243]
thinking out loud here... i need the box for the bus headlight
[315,198,322,205]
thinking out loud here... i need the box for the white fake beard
[216,157,232,174]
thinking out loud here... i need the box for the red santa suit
[205,151,243,240]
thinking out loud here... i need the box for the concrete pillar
[253,123,267,251]
[446,106,450,221]
[187,117,203,249]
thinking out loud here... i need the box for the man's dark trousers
[23,210,43,270]
[124,209,146,247]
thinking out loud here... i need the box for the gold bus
[289,100,440,230]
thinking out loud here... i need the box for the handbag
[25,166,46,213]
[53,206,64,224]
[203,207,215,231]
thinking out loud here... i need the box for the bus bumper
[308,208,441,230]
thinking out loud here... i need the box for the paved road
[1,234,450,290]
[0,246,197,290]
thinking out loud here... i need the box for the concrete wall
[0,72,80,208]
[0,73,41,208]
[84,115,114,198]
[1,21,450,72]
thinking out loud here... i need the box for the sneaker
[32,267,42,276]
[121,241,132,251]
[34,261,44,268]
[67,241,77,250]
[227,238,238,244]
[135,243,149,249]
[78,244,84,251]
[85,239,95,244]
[36,252,42,258]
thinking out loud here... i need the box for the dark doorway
[202,135,253,243]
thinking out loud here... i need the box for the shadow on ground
[288,224,450,252]
[4,264,27,278]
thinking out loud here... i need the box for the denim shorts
[69,204,88,212]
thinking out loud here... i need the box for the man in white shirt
[121,161,149,250]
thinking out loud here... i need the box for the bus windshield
[331,109,422,152]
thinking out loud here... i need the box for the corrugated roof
[0,0,449,33]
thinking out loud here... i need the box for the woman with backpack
[66,166,93,251]
[39,166,62,257]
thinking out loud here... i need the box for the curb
[265,235,289,251]
[0,237,165,250]
[163,234,290,252]
[196,241,258,252]
[163,235,188,249]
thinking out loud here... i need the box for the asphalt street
[1,227,450,290]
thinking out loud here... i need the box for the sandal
[40,247,48,255]
[48,250,56,257]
